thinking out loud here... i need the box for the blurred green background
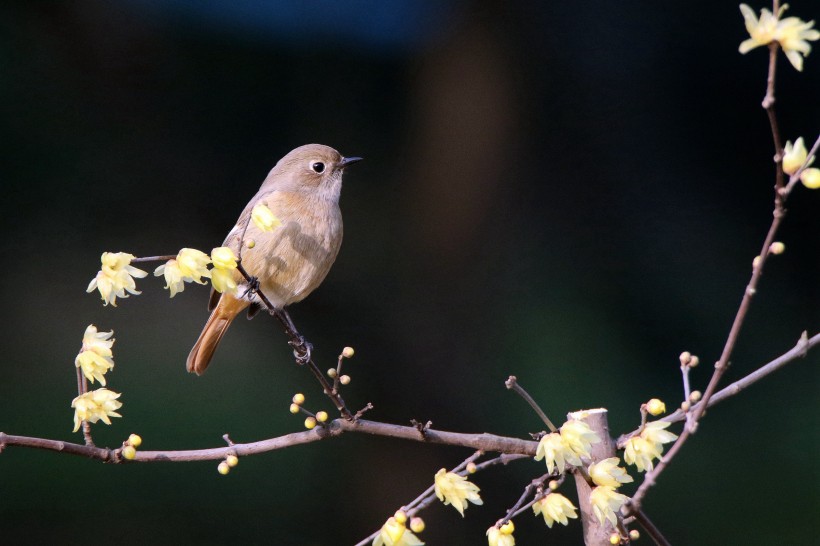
[1,1,818,544]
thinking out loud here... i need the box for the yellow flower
[154,259,185,297]
[86,252,148,306]
[535,432,581,474]
[560,419,601,459]
[71,388,122,432]
[645,398,666,416]
[211,247,238,270]
[532,493,578,528]
[210,247,238,295]
[486,526,515,546]
[783,137,810,175]
[434,468,483,516]
[251,203,282,232]
[154,248,212,297]
[738,4,820,71]
[623,436,662,472]
[641,421,678,452]
[588,457,634,488]
[590,486,629,528]
[74,325,115,385]
[800,167,820,188]
[372,517,424,546]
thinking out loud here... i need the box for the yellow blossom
[590,486,629,528]
[251,203,282,232]
[486,526,515,546]
[154,248,212,297]
[739,4,820,71]
[434,468,483,516]
[642,420,678,452]
[783,137,811,175]
[86,252,147,306]
[211,268,238,294]
[560,419,601,459]
[210,246,238,270]
[372,517,424,546]
[71,388,122,432]
[532,493,578,528]
[623,436,662,472]
[645,398,666,416]
[535,432,581,474]
[800,167,820,189]
[74,324,115,385]
[588,457,634,488]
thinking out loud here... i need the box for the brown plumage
[187,144,361,374]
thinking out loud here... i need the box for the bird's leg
[240,275,261,300]
[276,308,313,364]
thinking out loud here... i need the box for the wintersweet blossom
[641,421,679,452]
[86,252,148,306]
[535,432,581,474]
[590,486,629,528]
[434,468,483,516]
[623,436,662,472]
[154,248,212,297]
[588,457,634,488]
[532,493,578,528]
[486,525,515,546]
[74,325,115,385]
[560,419,601,459]
[372,517,424,546]
[251,203,282,232]
[71,388,122,432]
[210,247,238,294]
[782,137,811,175]
[739,4,820,71]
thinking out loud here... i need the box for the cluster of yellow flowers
[71,325,123,432]
[739,3,819,71]
[434,468,484,516]
[623,420,678,472]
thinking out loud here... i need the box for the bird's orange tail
[187,295,249,375]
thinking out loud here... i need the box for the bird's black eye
[311,162,325,174]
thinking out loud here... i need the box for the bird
[186,144,361,375]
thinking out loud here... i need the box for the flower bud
[304,416,317,430]
[292,393,305,405]
[752,255,761,268]
[316,411,329,423]
[689,390,702,402]
[327,368,338,378]
[500,520,514,534]
[769,242,785,255]
[122,445,137,460]
[689,355,699,367]
[681,401,691,411]
[629,529,640,540]
[548,480,559,491]
[394,510,407,524]
[226,454,239,467]
[128,434,143,448]
[646,398,666,416]
[342,346,355,358]
[410,517,425,533]
[218,462,230,475]
[679,351,691,365]
[466,462,477,474]
[800,167,820,189]
[610,533,621,544]
[246,239,256,249]
[339,375,351,385]
[289,403,300,414]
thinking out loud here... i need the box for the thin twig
[496,472,553,527]
[633,509,672,546]
[131,255,176,263]
[505,376,557,432]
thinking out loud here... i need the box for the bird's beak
[339,156,363,169]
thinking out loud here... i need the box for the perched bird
[187,144,361,374]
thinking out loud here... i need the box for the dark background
[1,1,818,544]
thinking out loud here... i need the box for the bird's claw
[240,276,261,299]
[289,336,313,364]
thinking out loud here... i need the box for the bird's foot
[289,336,313,364]
[240,276,261,299]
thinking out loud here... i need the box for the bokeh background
[1,1,818,544]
